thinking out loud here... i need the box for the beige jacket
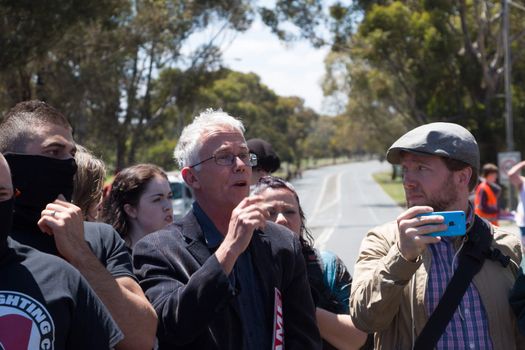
[350,220,524,350]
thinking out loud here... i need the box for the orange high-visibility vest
[474,181,499,225]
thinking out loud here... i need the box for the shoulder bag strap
[413,216,493,350]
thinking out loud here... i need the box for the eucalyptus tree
[323,0,525,160]
[0,0,328,170]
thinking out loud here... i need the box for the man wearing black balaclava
[0,152,124,349]
[0,100,157,350]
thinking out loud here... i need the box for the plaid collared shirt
[425,205,493,349]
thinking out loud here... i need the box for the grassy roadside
[372,171,405,207]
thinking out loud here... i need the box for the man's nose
[233,155,247,172]
[402,171,416,188]
[163,199,172,211]
[275,212,287,225]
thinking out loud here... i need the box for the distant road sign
[498,151,521,184]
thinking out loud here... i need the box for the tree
[171,69,319,168]
[303,116,339,160]
[0,0,123,105]
[276,96,319,168]
[36,0,257,170]
[324,0,525,161]
[0,0,334,170]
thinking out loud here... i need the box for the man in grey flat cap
[350,122,524,349]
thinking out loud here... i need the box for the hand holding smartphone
[417,211,466,237]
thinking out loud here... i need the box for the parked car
[167,171,193,219]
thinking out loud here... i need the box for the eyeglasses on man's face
[189,152,258,168]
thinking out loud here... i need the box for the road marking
[309,174,331,223]
[313,172,343,250]
[310,172,342,221]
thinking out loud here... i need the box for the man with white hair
[133,109,321,349]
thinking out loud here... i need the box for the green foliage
[323,0,525,163]
[136,138,179,171]
[8,0,523,172]
[176,69,321,167]
[259,0,325,46]
[0,0,333,171]
[0,0,123,70]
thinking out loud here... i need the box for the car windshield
[170,182,183,199]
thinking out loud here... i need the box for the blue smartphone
[417,211,466,237]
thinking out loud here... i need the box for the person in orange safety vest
[474,163,501,225]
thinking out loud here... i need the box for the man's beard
[406,174,459,212]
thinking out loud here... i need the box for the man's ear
[456,166,473,187]
[123,203,137,219]
[182,167,201,190]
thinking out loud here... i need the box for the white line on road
[314,172,343,251]
[310,174,330,223]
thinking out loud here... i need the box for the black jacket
[133,210,322,350]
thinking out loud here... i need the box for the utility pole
[502,0,517,210]
[503,0,514,152]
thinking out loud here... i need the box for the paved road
[292,160,403,276]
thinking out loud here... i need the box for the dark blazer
[133,210,322,350]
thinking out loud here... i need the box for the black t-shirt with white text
[0,238,123,349]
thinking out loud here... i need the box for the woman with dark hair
[101,164,173,250]
[253,176,367,350]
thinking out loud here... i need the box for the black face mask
[4,153,77,230]
[0,197,14,256]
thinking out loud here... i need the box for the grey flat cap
[386,122,479,170]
